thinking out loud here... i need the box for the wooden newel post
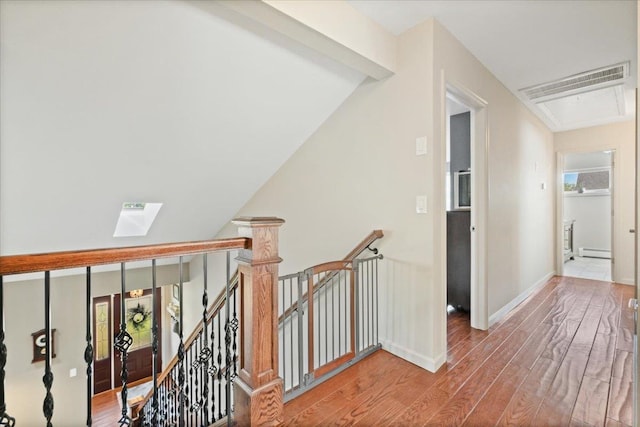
[232,217,285,426]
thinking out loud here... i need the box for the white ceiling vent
[520,62,629,102]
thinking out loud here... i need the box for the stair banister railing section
[278,252,383,400]
[0,216,285,427]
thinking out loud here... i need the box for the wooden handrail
[342,230,384,262]
[278,230,383,323]
[0,238,250,275]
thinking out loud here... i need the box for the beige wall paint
[431,22,556,354]
[218,19,437,370]
[555,120,636,285]
[4,264,182,425]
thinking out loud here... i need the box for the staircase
[0,219,383,426]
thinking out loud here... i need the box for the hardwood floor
[284,276,635,426]
[92,388,122,425]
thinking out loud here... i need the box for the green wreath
[127,303,151,331]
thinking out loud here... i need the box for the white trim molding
[488,271,555,327]
[381,339,446,373]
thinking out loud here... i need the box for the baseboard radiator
[578,247,611,259]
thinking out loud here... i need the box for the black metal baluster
[85,267,93,426]
[114,263,132,426]
[217,313,222,420]
[185,341,191,416]
[0,276,15,427]
[232,288,238,382]
[224,252,232,422]
[210,313,216,421]
[201,253,210,425]
[151,260,159,426]
[43,271,54,427]
[178,257,185,427]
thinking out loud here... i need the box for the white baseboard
[488,271,555,327]
[615,278,634,286]
[380,339,445,373]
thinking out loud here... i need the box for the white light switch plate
[416,195,427,213]
[69,368,77,378]
[416,137,427,156]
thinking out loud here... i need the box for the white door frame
[555,149,616,282]
[443,79,489,331]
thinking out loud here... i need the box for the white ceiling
[349,0,637,131]
[1,0,637,257]
[0,0,364,255]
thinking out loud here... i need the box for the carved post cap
[233,217,285,266]
[232,217,285,232]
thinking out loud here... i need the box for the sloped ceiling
[0,0,364,255]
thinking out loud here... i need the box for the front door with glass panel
[113,288,162,387]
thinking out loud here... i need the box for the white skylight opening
[113,202,163,237]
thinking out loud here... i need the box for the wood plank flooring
[284,276,635,426]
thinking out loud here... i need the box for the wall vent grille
[521,62,629,101]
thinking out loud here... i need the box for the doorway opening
[442,82,489,354]
[560,150,614,282]
[446,96,472,339]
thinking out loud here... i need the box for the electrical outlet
[69,368,77,378]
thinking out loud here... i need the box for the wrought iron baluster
[151,260,159,426]
[224,251,232,422]
[214,316,220,421]
[201,253,210,425]
[43,271,54,427]
[178,257,185,427]
[0,276,15,427]
[85,267,93,427]
[114,263,132,426]
[217,312,222,420]
[185,340,191,414]
[231,284,238,382]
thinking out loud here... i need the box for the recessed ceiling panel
[537,85,627,130]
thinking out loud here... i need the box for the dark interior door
[113,288,162,387]
[93,296,112,394]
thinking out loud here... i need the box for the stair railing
[136,229,383,424]
[0,216,285,427]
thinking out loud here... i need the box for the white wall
[564,195,611,252]
[555,120,636,284]
[219,19,556,371]
[4,264,182,426]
